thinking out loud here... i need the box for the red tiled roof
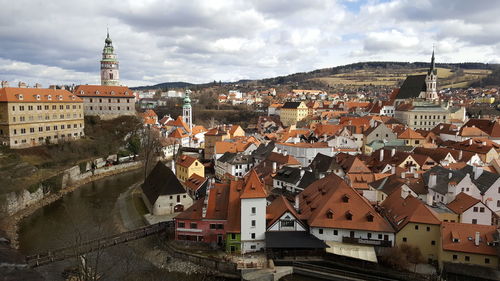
[74,85,134,98]
[240,170,267,199]
[0,87,82,103]
[299,174,394,232]
[441,222,498,256]
[176,155,199,168]
[381,190,441,231]
[446,192,481,214]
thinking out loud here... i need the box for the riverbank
[0,162,143,249]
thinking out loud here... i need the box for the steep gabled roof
[240,170,268,199]
[282,101,303,109]
[266,195,302,228]
[142,161,186,204]
[395,75,426,99]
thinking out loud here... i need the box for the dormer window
[111,91,115,95]
[345,211,353,220]
[326,209,334,219]
[58,95,63,100]
[342,194,350,203]
[17,94,23,100]
[80,90,84,95]
[35,95,41,100]
[366,212,374,222]
[71,95,76,100]
[125,92,128,95]
[47,95,52,100]
[452,238,460,243]
[96,90,99,95]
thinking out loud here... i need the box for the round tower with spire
[425,49,438,101]
[182,89,193,131]
[100,29,120,86]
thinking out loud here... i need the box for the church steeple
[182,89,193,132]
[428,48,437,76]
[425,49,438,101]
[100,29,120,86]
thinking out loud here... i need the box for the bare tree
[141,127,162,181]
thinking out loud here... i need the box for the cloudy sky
[1,0,499,87]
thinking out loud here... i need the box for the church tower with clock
[100,30,120,86]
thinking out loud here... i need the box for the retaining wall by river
[0,159,142,216]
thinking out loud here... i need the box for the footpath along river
[17,169,209,281]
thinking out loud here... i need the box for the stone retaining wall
[165,244,240,278]
[0,160,142,215]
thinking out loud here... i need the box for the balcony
[342,236,392,247]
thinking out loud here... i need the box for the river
[18,169,203,281]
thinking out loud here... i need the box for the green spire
[183,90,192,108]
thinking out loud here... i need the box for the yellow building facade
[176,155,205,183]
[280,101,308,127]
[0,87,85,148]
[396,222,441,262]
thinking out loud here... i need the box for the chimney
[458,150,463,161]
[475,167,484,180]
[469,139,473,146]
[391,148,396,157]
[300,169,305,177]
[391,165,396,175]
[379,150,384,162]
[272,162,277,173]
[1,81,8,88]
[448,172,452,179]
[426,193,434,206]
[319,174,325,179]
[475,231,480,246]
[171,159,176,175]
[18,81,27,88]
[34,83,42,89]
[294,195,300,212]
[283,150,288,156]
[278,148,282,154]
[401,172,406,179]
[429,173,437,188]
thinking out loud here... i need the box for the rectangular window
[231,233,236,240]
[453,255,458,260]
[210,224,216,229]
[178,222,185,228]
[473,207,478,212]
[251,233,255,239]
[414,225,419,230]
[480,207,485,213]
[485,258,490,264]
[190,223,197,229]
[472,219,477,224]
[334,230,338,235]
[431,240,436,245]
[251,207,256,214]
[402,237,407,242]
[426,226,430,232]
[251,220,255,227]
[318,229,323,234]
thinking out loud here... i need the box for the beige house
[142,161,193,215]
[0,87,85,148]
[279,101,308,127]
[74,85,135,120]
[395,103,450,131]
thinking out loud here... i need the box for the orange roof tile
[381,189,441,231]
[398,128,425,139]
[299,174,394,232]
[74,85,134,98]
[176,155,199,168]
[240,170,267,199]
[441,222,498,256]
[446,192,481,214]
[266,195,302,228]
[0,87,82,103]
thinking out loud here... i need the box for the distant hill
[132,61,499,90]
[131,81,196,91]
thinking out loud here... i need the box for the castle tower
[425,50,438,101]
[100,30,120,86]
[182,90,193,131]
